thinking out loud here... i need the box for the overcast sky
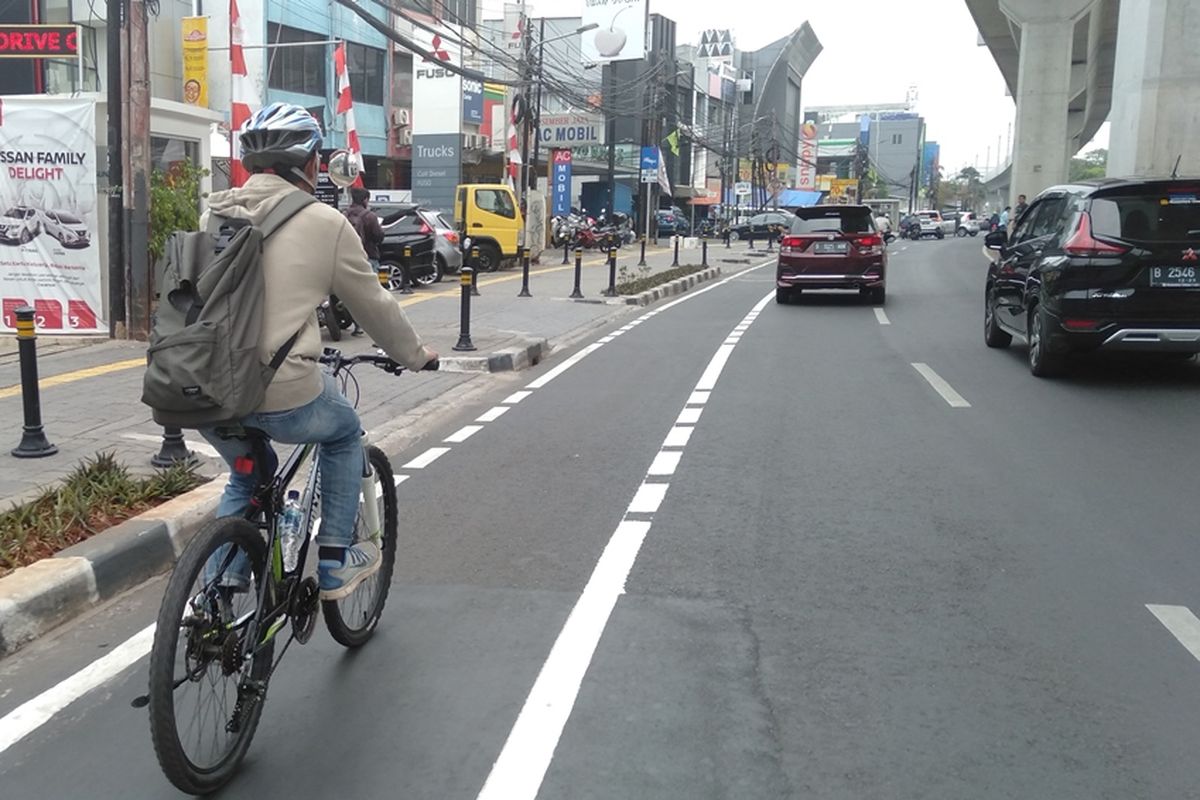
[485,0,1108,175]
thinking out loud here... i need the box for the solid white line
[477,406,510,423]
[503,391,533,405]
[402,447,451,469]
[444,425,483,444]
[526,342,605,390]
[695,345,735,392]
[1148,605,1200,662]
[121,433,219,459]
[0,623,155,754]
[663,426,694,448]
[676,407,703,425]
[874,308,891,325]
[627,482,670,514]
[912,363,971,408]
[394,475,409,486]
[474,520,652,800]
[687,391,710,406]
[647,451,683,476]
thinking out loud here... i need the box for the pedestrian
[343,186,384,335]
[1000,206,1011,230]
[1014,194,1028,221]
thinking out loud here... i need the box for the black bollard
[638,236,647,267]
[518,245,532,297]
[11,306,57,458]
[570,247,584,299]
[767,230,774,252]
[152,427,196,468]
[562,241,570,265]
[702,237,709,267]
[399,247,414,294]
[377,262,389,288]
[470,246,481,296]
[603,247,618,297]
[748,231,755,250]
[453,268,477,351]
[672,235,680,267]
[725,227,731,249]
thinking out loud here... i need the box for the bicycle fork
[358,432,382,542]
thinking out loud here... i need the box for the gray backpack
[141,191,316,428]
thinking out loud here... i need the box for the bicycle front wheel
[322,445,398,647]
[148,518,273,796]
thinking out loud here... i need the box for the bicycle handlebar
[320,348,439,375]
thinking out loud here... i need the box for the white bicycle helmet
[239,102,323,183]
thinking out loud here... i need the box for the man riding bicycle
[198,102,438,600]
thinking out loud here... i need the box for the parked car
[40,209,91,249]
[913,210,953,239]
[955,211,981,237]
[984,178,1200,377]
[418,209,463,276]
[776,204,887,305]
[0,205,40,245]
[655,210,691,237]
[730,210,796,241]
[370,203,438,289]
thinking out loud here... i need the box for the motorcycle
[317,294,357,341]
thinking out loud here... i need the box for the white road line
[874,308,891,325]
[627,482,670,514]
[647,451,683,476]
[444,425,483,444]
[911,363,971,408]
[676,407,703,425]
[598,336,614,343]
[0,623,155,755]
[394,475,409,486]
[477,406,510,423]
[525,342,605,389]
[695,345,735,392]
[686,391,710,406]
[503,391,533,405]
[476,288,777,800]
[402,447,451,469]
[663,426,694,448]
[1148,605,1200,662]
[121,433,220,459]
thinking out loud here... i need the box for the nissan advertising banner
[411,134,460,214]
[0,98,103,334]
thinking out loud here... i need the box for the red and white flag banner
[229,0,255,187]
[333,42,365,187]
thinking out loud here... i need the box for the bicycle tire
[322,445,398,647]
[148,518,273,796]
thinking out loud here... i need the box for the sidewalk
[0,241,716,509]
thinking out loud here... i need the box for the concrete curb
[0,480,224,657]
[440,337,551,373]
[624,267,722,307]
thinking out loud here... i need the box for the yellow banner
[829,178,859,202]
[181,17,208,108]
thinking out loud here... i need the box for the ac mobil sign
[539,112,605,147]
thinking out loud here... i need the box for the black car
[655,210,691,237]
[370,203,438,289]
[984,178,1200,376]
[729,210,795,241]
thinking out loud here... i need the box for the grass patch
[616,263,708,296]
[0,452,205,578]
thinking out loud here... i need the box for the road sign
[640,146,658,184]
[734,181,751,196]
[551,149,572,216]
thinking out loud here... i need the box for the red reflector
[234,456,255,475]
[1063,319,1099,331]
[1063,212,1129,257]
[419,222,433,234]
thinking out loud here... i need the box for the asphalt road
[4,236,1200,798]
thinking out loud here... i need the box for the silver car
[41,209,91,249]
[419,209,463,278]
[0,206,40,245]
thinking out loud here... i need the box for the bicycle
[145,349,418,795]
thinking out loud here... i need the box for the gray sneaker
[318,541,382,600]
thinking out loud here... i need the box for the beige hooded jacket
[202,174,434,413]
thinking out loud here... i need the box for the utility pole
[516,6,533,249]
[527,17,545,193]
[106,0,125,338]
[605,64,616,219]
[125,0,152,338]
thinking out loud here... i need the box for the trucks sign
[0,26,79,58]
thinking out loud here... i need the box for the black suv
[370,203,438,290]
[984,179,1200,376]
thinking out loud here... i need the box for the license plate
[814,241,847,254]
[1150,266,1200,288]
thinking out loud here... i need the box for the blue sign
[640,145,658,183]
[462,78,484,124]
[551,150,573,216]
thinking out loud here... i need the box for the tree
[1069,148,1107,181]
[956,166,984,210]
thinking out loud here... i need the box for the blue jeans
[199,373,365,587]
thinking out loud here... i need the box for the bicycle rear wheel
[148,518,274,796]
[322,445,398,647]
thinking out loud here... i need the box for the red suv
[776,205,887,304]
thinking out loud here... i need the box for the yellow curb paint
[0,357,145,400]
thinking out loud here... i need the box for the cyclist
[198,102,438,599]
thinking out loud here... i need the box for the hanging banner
[798,120,818,190]
[0,98,103,334]
[462,77,484,125]
[550,149,572,216]
[181,16,208,107]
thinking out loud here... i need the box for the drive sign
[551,149,572,216]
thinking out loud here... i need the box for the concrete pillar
[1000,0,1094,204]
[1107,0,1200,178]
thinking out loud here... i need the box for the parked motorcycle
[317,294,356,341]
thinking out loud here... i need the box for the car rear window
[791,208,874,234]
[55,212,82,224]
[1090,191,1200,243]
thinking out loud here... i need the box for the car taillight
[443,231,459,244]
[854,233,884,255]
[419,222,433,235]
[779,235,807,255]
[1063,211,1129,257]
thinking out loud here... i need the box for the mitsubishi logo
[425,34,449,63]
[1184,248,1198,262]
